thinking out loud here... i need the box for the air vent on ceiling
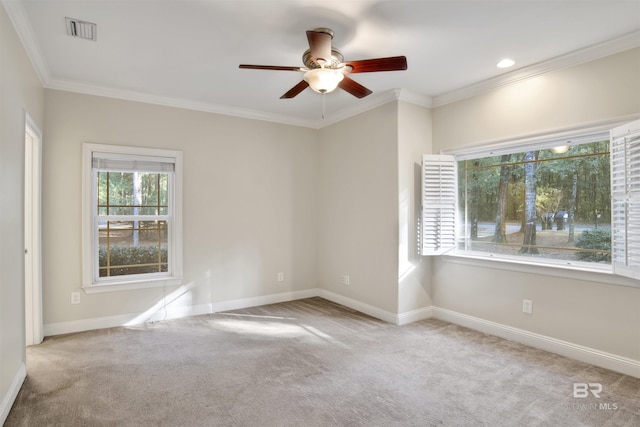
[65,17,97,41]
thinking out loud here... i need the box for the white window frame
[82,143,183,293]
[422,118,640,286]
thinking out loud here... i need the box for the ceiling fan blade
[306,30,332,64]
[280,80,310,99]
[343,56,407,73]
[338,76,373,98]
[239,64,302,71]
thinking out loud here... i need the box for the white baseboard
[44,288,423,335]
[43,289,320,337]
[0,362,26,425]
[318,289,400,324]
[41,291,640,379]
[317,290,433,326]
[431,307,640,379]
[397,306,434,325]
[211,289,320,313]
[44,313,133,336]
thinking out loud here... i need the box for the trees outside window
[97,170,169,277]
[457,140,611,264]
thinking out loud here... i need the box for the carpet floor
[6,297,640,426]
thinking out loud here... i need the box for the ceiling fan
[239,28,407,99]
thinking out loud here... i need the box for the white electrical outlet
[277,272,284,282]
[341,275,350,285]
[71,292,81,305]
[522,299,533,314]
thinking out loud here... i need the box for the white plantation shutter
[421,154,457,255]
[611,119,640,279]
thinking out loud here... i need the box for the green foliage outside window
[458,140,611,263]
[99,245,168,277]
[575,229,612,263]
[97,171,169,215]
[97,170,170,277]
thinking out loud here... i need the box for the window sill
[443,251,639,288]
[82,276,183,294]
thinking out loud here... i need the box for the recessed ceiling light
[497,59,515,68]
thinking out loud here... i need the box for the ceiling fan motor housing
[302,48,344,69]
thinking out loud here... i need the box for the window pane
[98,220,168,277]
[458,141,611,264]
[97,171,169,216]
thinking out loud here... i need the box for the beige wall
[316,102,400,313]
[0,4,45,422]
[433,48,640,147]
[431,48,640,360]
[42,90,318,324]
[44,93,432,328]
[397,101,433,314]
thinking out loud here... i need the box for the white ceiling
[4,0,640,128]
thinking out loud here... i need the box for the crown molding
[39,28,640,128]
[46,77,420,130]
[312,89,432,129]
[313,89,400,128]
[4,0,638,127]
[1,0,50,86]
[432,30,640,107]
[1,0,318,128]
[45,78,317,128]
[396,89,433,108]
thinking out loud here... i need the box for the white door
[24,115,43,346]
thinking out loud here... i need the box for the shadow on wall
[124,244,268,325]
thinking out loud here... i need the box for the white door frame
[25,113,43,346]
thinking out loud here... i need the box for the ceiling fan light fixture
[303,68,344,94]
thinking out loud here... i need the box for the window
[82,144,183,293]
[458,139,610,265]
[422,119,640,279]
